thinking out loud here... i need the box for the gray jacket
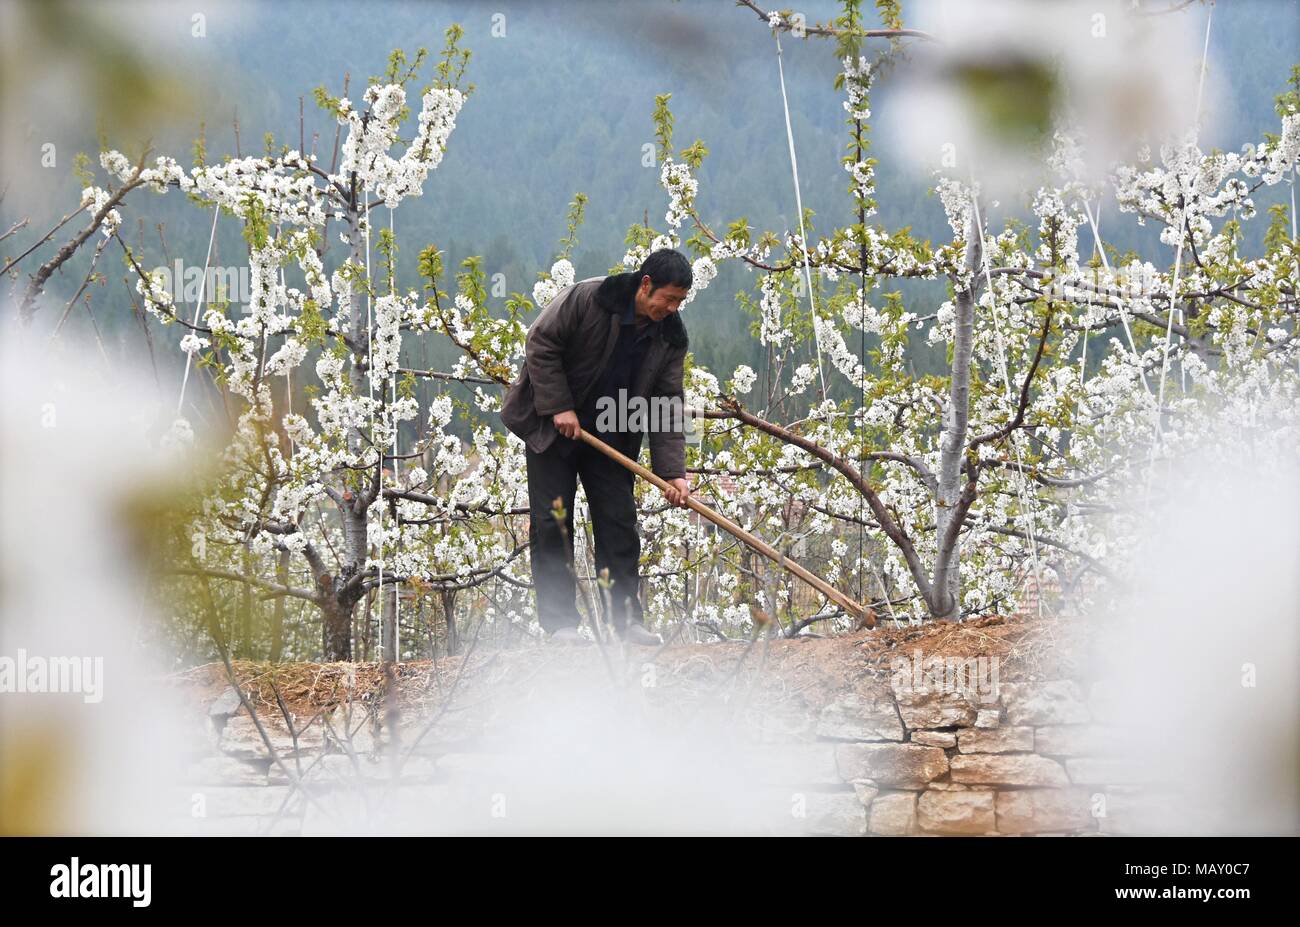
[499,271,689,480]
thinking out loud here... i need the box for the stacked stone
[167,670,1175,836]
[740,675,1172,836]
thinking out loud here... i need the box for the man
[500,249,693,646]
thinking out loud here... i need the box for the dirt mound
[165,612,1086,723]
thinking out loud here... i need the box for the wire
[364,192,382,658]
[176,205,221,416]
[970,190,1047,619]
[389,204,399,660]
[1147,5,1214,504]
[1079,197,1154,395]
[774,28,829,402]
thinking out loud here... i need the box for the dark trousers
[526,432,644,634]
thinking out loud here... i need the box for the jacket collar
[595,271,689,349]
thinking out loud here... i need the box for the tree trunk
[237,548,253,657]
[381,582,398,662]
[932,209,983,621]
[322,597,353,662]
[315,198,377,662]
[270,548,288,661]
[440,587,459,656]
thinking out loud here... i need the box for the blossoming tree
[27,6,1298,656]
[116,33,554,661]
[624,1,1299,628]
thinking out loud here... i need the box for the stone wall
[793,677,1150,836]
[164,653,1174,836]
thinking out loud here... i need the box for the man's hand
[553,410,581,439]
[663,477,691,507]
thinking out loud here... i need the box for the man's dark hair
[638,248,692,292]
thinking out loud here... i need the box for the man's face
[635,276,690,322]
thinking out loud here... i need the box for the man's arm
[647,344,688,482]
[526,284,582,417]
